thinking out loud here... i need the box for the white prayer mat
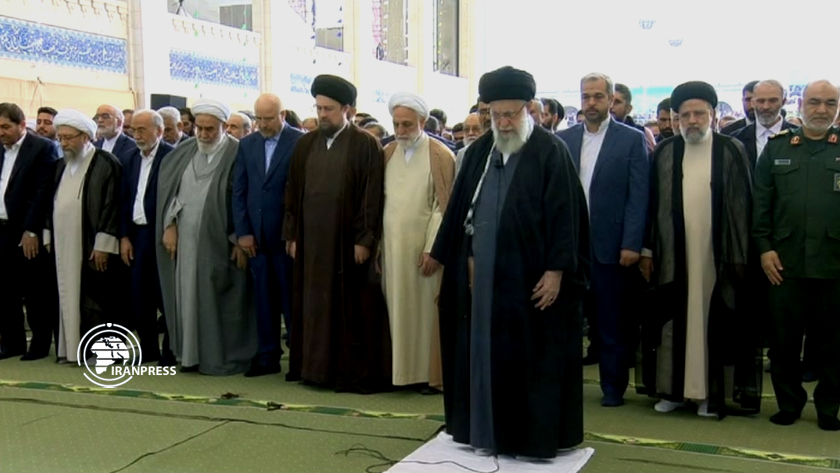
[386,433,594,473]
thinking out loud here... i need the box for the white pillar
[127,0,171,109]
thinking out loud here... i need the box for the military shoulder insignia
[790,135,801,145]
[829,134,838,144]
[769,129,790,139]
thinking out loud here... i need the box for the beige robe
[681,133,716,400]
[382,134,453,386]
[53,146,118,361]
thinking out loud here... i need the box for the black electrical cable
[336,444,501,473]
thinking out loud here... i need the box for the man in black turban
[637,80,761,419]
[283,74,391,392]
[431,66,590,457]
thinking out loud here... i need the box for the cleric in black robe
[431,66,590,458]
[636,82,762,418]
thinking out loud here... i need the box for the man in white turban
[50,109,122,363]
[156,98,257,375]
[380,91,455,392]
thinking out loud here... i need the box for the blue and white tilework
[0,16,127,74]
[169,49,258,89]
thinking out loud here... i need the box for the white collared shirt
[102,134,120,153]
[133,141,160,225]
[326,123,348,150]
[755,118,783,159]
[0,131,26,219]
[580,116,611,207]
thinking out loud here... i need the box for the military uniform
[753,126,840,427]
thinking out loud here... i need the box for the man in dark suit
[233,93,304,377]
[557,73,649,407]
[731,80,799,168]
[93,104,137,167]
[119,110,174,364]
[0,103,59,360]
[720,80,759,135]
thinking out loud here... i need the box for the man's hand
[619,249,641,267]
[531,270,563,311]
[163,224,178,260]
[639,256,654,283]
[761,251,784,286]
[120,237,134,266]
[354,245,370,265]
[418,252,440,277]
[231,246,247,270]
[238,235,257,258]
[20,232,39,260]
[90,250,109,272]
[286,240,296,259]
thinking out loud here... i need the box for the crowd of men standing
[0,66,838,462]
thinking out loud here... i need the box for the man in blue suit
[557,73,649,407]
[93,104,137,167]
[233,93,304,377]
[119,109,174,364]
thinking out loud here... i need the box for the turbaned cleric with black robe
[431,66,591,458]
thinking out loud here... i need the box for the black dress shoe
[818,415,840,431]
[770,411,800,426]
[244,364,282,378]
[158,354,176,367]
[20,351,50,361]
[180,364,199,373]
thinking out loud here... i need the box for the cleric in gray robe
[155,98,257,375]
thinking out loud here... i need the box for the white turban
[191,98,230,123]
[388,92,430,120]
[54,109,97,139]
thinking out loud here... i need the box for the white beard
[491,115,533,155]
[681,124,711,144]
[197,133,225,155]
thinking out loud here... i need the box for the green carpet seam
[2,378,837,470]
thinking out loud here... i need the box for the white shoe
[654,400,685,413]
[696,400,716,417]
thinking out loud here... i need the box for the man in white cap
[380,91,454,393]
[155,98,257,375]
[50,108,122,363]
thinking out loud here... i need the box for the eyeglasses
[463,126,482,133]
[94,113,113,121]
[57,132,83,142]
[490,103,527,122]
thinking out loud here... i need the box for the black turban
[311,74,357,106]
[478,66,536,103]
[670,81,718,112]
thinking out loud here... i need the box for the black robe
[431,126,590,458]
[637,133,762,417]
[50,149,123,333]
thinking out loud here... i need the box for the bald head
[800,80,840,138]
[254,93,285,138]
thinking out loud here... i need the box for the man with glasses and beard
[732,80,799,168]
[454,113,482,177]
[431,66,590,458]
[283,75,390,393]
[93,104,136,167]
[49,109,122,364]
[753,80,840,431]
[156,99,257,375]
[380,92,455,393]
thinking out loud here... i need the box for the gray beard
[197,134,224,154]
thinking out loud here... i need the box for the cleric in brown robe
[283,74,391,393]
[431,66,590,458]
